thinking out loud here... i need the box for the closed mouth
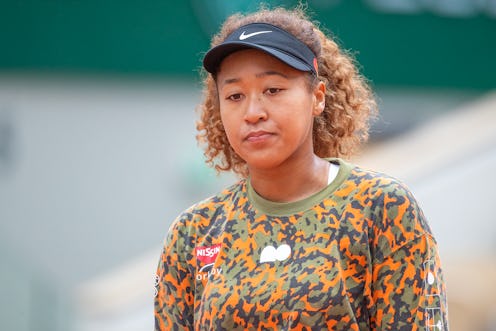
[245,130,273,142]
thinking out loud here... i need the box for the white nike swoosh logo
[239,30,272,40]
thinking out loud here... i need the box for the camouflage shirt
[155,159,449,330]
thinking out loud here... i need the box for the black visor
[203,23,318,75]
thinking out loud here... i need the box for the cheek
[275,97,314,127]
[219,111,239,145]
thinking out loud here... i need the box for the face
[216,49,325,172]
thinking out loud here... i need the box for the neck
[248,155,329,203]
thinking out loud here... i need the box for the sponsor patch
[196,243,222,265]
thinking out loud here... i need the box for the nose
[244,95,267,123]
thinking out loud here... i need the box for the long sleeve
[367,181,449,330]
[370,234,448,330]
[155,219,195,331]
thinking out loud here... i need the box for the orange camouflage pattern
[155,159,448,330]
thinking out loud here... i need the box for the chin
[244,157,285,172]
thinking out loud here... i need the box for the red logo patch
[196,244,221,265]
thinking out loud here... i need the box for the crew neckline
[246,158,352,217]
[327,161,339,185]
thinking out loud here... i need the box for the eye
[265,87,282,95]
[227,93,243,101]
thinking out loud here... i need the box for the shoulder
[341,162,420,207]
[330,158,411,195]
[347,163,425,219]
[328,158,422,218]
[167,179,247,237]
[337,161,434,255]
[329,158,428,231]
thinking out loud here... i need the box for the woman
[155,7,448,331]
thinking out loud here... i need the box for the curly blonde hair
[196,7,377,177]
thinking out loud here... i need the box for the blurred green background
[1,0,495,88]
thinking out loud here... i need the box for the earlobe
[313,81,326,115]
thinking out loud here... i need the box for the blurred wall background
[0,1,495,330]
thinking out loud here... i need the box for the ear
[312,81,326,116]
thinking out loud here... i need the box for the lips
[244,130,273,142]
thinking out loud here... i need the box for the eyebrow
[221,70,289,86]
